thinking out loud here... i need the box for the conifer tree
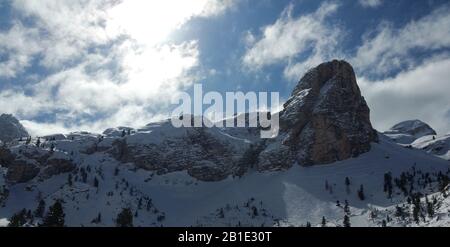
[413,204,420,223]
[343,215,351,227]
[217,208,225,218]
[395,206,405,219]
[97,213,102,223]
[345,177,351,194]
[8,209,27,227]
[41,200,65,227]
[91,213,102,224]
[68,174,73,187]
[358,184,365,201]
[321,216,327,227]
[116,208,133,227]
[34,199,46,218]
[344,201,350,214]
[384,172,393,198]
[345,177,351,187]
[426,197,434,218]
[94,177,99,188]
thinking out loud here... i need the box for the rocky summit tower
[258,60,378,169]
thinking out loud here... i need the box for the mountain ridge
[0,60,449,227]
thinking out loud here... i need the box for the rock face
[6,160,40,184]
[108,120,249,181]
[0,146,15,167]
[0,114,29,143]
[257,60,378,168]
[41,158,76,179]
[384,120,437,144]
[1,143,76,184]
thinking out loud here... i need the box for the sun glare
[98,1,216,98]
[107,1,210,46]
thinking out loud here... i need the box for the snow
[125,120,188,145]
[0,218,9,227]
[384,120,437,144]
[286,89,311,109]
[0,131,449,227]
[42,134,67,141]
[384,133,417,145]
[412,134,450,160]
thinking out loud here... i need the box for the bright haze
[0,0,449,136]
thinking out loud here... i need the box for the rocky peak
[391,120,436,136]
[0,114,29,143]
[384,120,437,144]
[290,60,361,97]
[259,60,378,168]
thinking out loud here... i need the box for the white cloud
[10,0,115,69]
[352,4,450,134]
[352,5,450,76]
[242,2,343,81]
[360,56,450,135]
[107,0,238,46]
[241,2,450,134]
[0,0,237,135]
[0,22,41,78]
[358,0,383,8]
[3,40,198,133]
[0,89,51,117]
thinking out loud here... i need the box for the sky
[0,0,449,136]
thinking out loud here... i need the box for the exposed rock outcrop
[1,143,76,183]
[257,60,378,168]
[41,158,76,179]
[0,114,29,143]
[0,146,15,167]
[6,160,40,183]
[108,121,249,181]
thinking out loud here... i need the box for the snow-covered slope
[0,132,449,227]
[0,114,29,143]
[384,120,437,144]
[383,120,449,162]
[412,134,450,161]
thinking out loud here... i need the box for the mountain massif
[384,120,437,145]
[0,114,29,143]
[0,60,449,227]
